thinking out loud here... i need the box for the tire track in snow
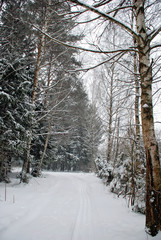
[71,180,94,240]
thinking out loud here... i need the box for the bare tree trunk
[22,31,46,178]
[35,116,53,177]
[44,53,53,108]
[89,106,96,171]
[129,33,141,207]
[130,130,135,206]
[32,9,50,104]
[106,64,114,163]
[134,0,161,235]
[35,48,53,177]
[133,39,141,168]
[114,116,120,168]
[22,1,51,179]
[107,82,113,162]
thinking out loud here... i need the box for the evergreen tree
[0,0,35,181]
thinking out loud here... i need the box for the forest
[0,0,161,237]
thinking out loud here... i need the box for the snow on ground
[0,171,161,240]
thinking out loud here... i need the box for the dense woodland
[0,0,161,237]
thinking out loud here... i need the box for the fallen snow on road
[0,171,161,240]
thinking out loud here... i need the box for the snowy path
[0,172,161,240]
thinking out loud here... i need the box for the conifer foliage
[0,0,35,182]
[0,0,102,181]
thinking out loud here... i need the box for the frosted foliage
[142,104,149,108]
[0,91,11,100]
[95,156,113,183]
[109,154,146,214]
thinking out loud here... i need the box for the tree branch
[149,25,161,42]
[93,0,112,8]
[68,0,138,39]
[150,44,161,51]
[68,51,126,72]
[33,24,137,54]
[0,0,4,10]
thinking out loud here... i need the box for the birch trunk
[23,1,51,178]
[133,39,141,167]
[114,116,120,168]
[35,50,53,176]
[35,116,53,177]
[106,64,114,163]
[107,86,113,163]
[134,0,161,235]
[130,36,141,206]
[23,31,46,176]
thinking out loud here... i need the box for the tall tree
[134,0,161,235]
[0,0,35,182]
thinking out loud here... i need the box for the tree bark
[133,39,141,167]
[134,0,161,235]
[132,34,141,207]
[114,116,120,168]
[107,64,114,163]
[35,47,53,177]
[23,0,51,178]
[35,116,53,177]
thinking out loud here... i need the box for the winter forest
[0,0,161,239]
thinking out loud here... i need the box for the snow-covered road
[0,172,160,240]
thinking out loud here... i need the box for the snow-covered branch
[149,25,161,41]
[32,24,137,55]
[150,44,161,51]
[68,0,138,38]
[68,51,127,72]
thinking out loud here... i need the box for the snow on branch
[150,44,161,51]
[68,51,127,72]
[35,131,69,136]
[32,24,137,55]
[68,0,138,39]
[149,25,161,42]
[6,10,137,55]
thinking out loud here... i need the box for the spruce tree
[0,0,35,181]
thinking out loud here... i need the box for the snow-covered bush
[132,173,146,214]
[109,152,146,214]
[109,154,130,196]
[95,156,113,183]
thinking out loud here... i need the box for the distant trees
[41,80,103,172]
